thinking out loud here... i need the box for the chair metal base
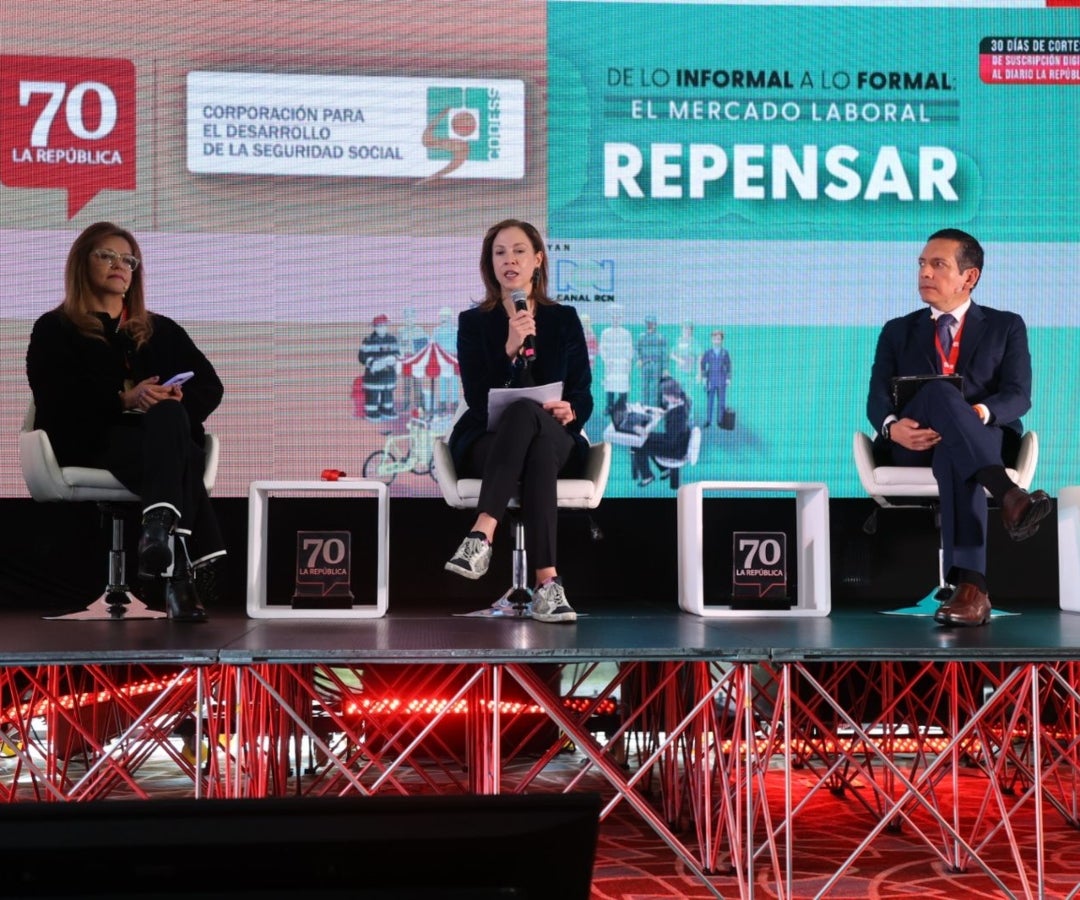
[880,585,949,617]
[456,589,534,619]
[452,520,589,619]
[880,585,1018,618]
[45,591,167,621]
[449,508,591,620]
[44,506,168,621]
[452,517,532,619]
[455,587,588,619]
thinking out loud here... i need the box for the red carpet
[589,766,1080,899]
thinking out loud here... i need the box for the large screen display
[2,0,1077,499]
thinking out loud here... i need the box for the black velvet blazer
[448,300,594,474]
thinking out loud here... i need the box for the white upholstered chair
[432,411,611,617]
[603,417,701,490]
[19,400,220,620]
[853,429,1037,614]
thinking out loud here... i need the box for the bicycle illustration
[362,414,447,485]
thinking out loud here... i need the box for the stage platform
[0,600,1079,665]
[2,600,1079,898]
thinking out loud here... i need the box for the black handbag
[720,409,735,430]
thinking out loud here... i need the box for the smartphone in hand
[162,371,194,387]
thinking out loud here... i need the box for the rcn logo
[423,86,503,177]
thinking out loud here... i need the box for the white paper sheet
[486,381,564,431]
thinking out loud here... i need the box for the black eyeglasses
[90,248,140,271]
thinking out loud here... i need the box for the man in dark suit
[867,228,1050,626]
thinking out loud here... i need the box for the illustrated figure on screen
[598,304,633,418]
[432,306,460,415]
[351,375,366,418]
[397,307,430,414]
[443,219,593,623]
[358,314,400,421]
[700,330,732,428]
[671,321,700,413]
[635,315,668,406]
[670,321,699,380]
[868,228,1051,628]
[630,376,691,488]
[25,222,226,623]
[580,312,598,367]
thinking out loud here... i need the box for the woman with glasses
[26,222,225,622]
[443,219,593,623]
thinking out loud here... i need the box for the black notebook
[891,374,963,411]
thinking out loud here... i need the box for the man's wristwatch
[882,421,893,441]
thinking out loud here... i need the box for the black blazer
[27,308,223,466]
[448,301,594,473]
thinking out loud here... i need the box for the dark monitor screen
[0,793,601,899]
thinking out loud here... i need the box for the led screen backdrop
[1,0,1077,500]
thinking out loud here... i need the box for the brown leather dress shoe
[933,582,991,627]
[1000,486,1052,541]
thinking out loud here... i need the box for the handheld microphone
[511,289,536,361]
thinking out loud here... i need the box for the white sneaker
[444,532,492,579]
[529,577,577,623]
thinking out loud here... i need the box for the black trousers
[93,401,224,561]
[462,399,575,572]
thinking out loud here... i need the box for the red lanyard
[934,314,965,375]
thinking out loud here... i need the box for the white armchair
[852,429,1037,614]
[432,413,611,617]
[19,400,220,620]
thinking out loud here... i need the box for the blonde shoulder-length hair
[61,221,153,347]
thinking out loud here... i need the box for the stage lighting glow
[338,696,619,718]
[1,672,194,722]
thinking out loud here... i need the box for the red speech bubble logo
[0,55,136,218]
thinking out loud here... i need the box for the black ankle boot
[191,556,225,611]
[165,576,208,623]
[138,507,177,578]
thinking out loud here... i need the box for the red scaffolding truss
[2,658,1078,897]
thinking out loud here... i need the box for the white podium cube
[247,479,389,619]
[1057,486,1080,613]
[677,481,831,617]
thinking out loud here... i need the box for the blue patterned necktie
[936,313,956,357]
